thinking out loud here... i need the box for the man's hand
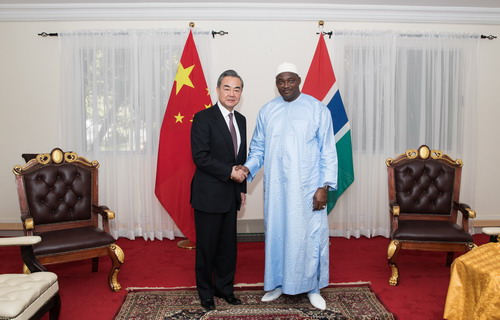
[235,165,250,175]
[231,165,247,183]
[313,187,328,211]
[240,192,246,206]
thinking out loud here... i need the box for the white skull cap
[276,62,298,76]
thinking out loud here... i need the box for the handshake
[231,165,250,183]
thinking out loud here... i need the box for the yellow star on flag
[175,63,195,95]
[174,112,185,123]
[205,103,212,109]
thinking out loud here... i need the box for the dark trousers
[194,208,237,300]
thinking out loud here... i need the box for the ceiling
[0,0,499,7]
[2,0,500,23]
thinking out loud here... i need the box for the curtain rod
[313,21,496,40]
[38,30,228,38]
[40,30,495,40]
[481,34,497,40]
[317,30,496,40]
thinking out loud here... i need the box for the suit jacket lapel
[212,104,236,158]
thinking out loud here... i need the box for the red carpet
[0,234,489,319]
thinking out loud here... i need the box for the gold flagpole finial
[318,20,324,34]
[189,22,195,28]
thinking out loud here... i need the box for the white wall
[1,18,499,227]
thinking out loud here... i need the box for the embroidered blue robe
[245,93,338,294]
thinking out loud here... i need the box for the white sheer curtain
[59,29,213,240]
[327,30,479,238]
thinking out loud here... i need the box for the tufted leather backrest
[22,164,93,225]
[394,159,455,215]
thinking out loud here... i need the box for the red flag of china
[155,30,211,243]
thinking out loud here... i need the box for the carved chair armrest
[389,203,400,234]
[92,205,115,220]
[389,203,400,217]
[20,213,35,231]
[0,236,47,273]
[92,205,115,233]
[454,202,476,219]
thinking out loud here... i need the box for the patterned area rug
[114,285,395,320]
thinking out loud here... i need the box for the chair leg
[388,240,401,286]
[107,244,125,292]
[30,292,61,320]
[49,293,61,320]
[92,257,99,272]
[446,252,454,266]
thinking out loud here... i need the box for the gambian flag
[302,33,354,212]
[155,30,212,242]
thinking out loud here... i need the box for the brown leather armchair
[385,145,476,286]
[13,148,124,291]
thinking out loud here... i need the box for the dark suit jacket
[190,103,247,213]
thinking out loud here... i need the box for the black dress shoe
[217,294,242,305]
[200,298,215,310]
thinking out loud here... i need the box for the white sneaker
[261,287,283,302]
[308,293,326,310]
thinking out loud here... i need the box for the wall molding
[237,219,264,234]
[1,2,500,24]
[474,219,500,227]
[0,222,23,233]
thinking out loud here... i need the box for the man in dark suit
[190,70,247,310]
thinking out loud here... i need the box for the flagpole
[174,21,199,251]
[303,22,355,213]
[155,21,207,251]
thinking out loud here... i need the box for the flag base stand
[177,239,196,249]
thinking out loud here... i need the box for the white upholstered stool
[0,272,58,320]
[0,236,61,320]
[482,227,500,242]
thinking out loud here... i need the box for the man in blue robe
[239,62,338,310]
